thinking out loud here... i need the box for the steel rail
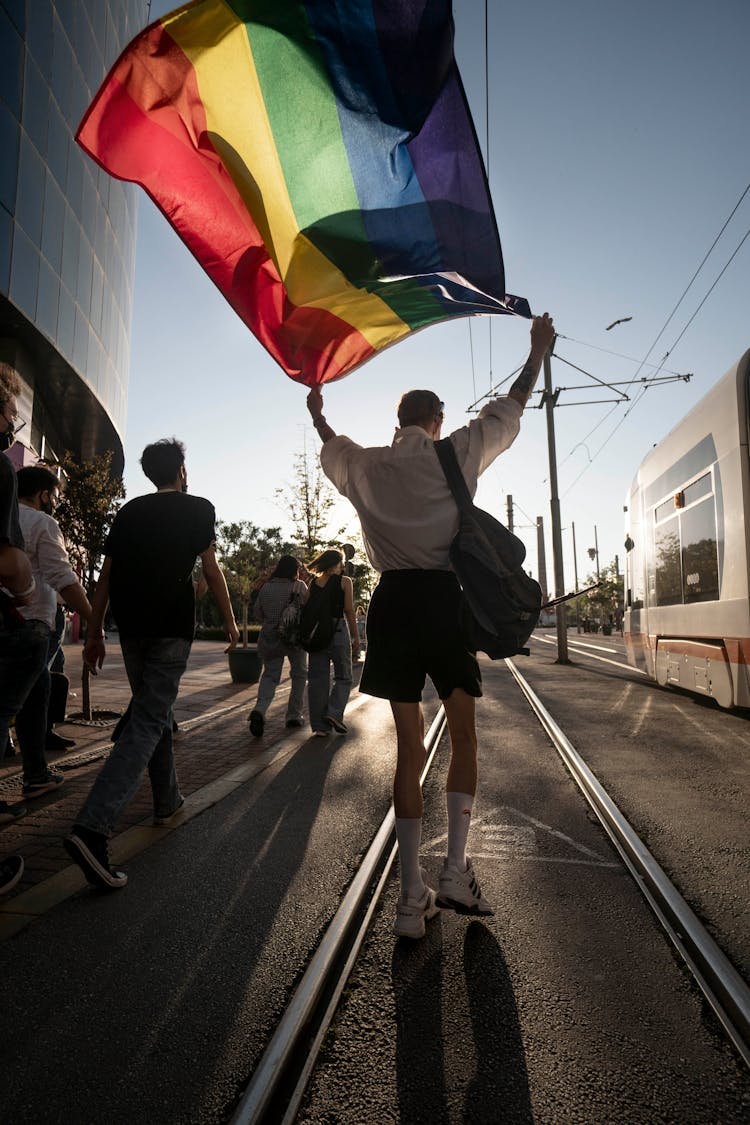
[231,705,448,1124]
[506,657,750,1069]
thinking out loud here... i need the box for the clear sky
[123,0,750,593]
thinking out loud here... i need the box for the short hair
[0,362,20,414]
[271,554,300,580]
[17,464,60,499]
[140,438,185,487]
[397,389,442,429]
[307,548,344,575]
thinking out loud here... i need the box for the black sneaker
[0,800,27,825]
[64,827,128,889]
[248,710,264,737]
[325,715,348,734]
[285,718,304,728]
[22,769,65,797]
[0,855,24,895]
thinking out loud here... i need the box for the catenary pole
[572,521,581,633]
[543,344,570,663]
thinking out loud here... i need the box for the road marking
[533,635,648,675]
[543,634,619,654]
[630,694,652,738]
[610,682,634,714]
[670,701,725,744]
[422,805,618,867]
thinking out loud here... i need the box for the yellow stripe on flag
[165,1,409,350]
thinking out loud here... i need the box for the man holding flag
[307,312,555,938]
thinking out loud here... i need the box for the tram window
[681,498,719,603]
[683,473,712,508]
[654,519,682,605]
[654,497,676,523]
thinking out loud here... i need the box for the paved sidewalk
[0,639,363,919]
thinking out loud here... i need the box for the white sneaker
[393,872,441,939]
[437,858,494,916]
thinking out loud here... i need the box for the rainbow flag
[78,0,530,386]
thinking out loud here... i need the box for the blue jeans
[256,646,307,722]
[308,620,352,731]
[0,618,52,783]
[75,636,191,837]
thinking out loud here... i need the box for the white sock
[446,791,474,871]
[395,817,424,900]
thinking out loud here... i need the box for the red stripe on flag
[77,25,374,386]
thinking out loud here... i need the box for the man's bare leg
[438,688,493,914]
[443,688,477,872]
[390,700,427,900]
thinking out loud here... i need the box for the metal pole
[572,521,581,633]
[506,494,513,533]
[543,347,569,663]
[536,516,548,602]
[594,524,601,578]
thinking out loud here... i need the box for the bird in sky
[606,316,633,330]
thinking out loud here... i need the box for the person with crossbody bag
[303,549,360,736]
[248,555,308,737]
[306,314,555,937]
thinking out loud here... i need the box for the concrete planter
[227,645,261,684]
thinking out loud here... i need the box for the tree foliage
[216,522,294,645]
[274,442,345,558]
[342,529,377,606]
[578,559,623,624]
[54,450,125,596]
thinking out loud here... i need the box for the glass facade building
[0,0,149,474]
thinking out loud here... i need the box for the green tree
[343,529,377,606]
[579,559,623,629]
[54,450,125,597]
[275,441,345,558]
[216,522,293,645]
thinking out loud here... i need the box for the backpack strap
[434,438,474,513]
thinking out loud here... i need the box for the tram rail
[506,656,750,1069]
[228,656,750,1122]
[230,706,448,1124]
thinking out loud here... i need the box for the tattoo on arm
[509,357,539,399]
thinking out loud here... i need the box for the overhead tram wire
[557,181,750,486]
[469,318,477,403]
[561,209,750,493]
[660,223,750,359]
[555,334,685,376]
[618,176,750,391]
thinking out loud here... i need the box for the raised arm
[507,313,556,408]
[306,386,337,443]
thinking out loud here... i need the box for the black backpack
[434,439,542,658]
[298,578,339,653]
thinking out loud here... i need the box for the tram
[623,348,750,708]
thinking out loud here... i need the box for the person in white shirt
[306,313,555,939]
[15,465,91,797]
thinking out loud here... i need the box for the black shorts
[359,570,482,703]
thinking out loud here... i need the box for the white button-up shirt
[320,396,523,573]
[18,506,78,629]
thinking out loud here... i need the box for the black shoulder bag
[434,438,542,658]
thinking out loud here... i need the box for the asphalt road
[298,650,750,1123]
[3,636,750,1123]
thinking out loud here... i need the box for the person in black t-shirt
[64,439,239,890]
